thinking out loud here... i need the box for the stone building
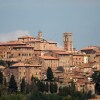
[73,52,89,66]
[8,62,42,89]
[44,50,73,67]
[63,32,73,51]
[81,46,100,63]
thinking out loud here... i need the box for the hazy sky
[0,0,100,49]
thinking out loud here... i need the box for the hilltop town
[0,32,100,96]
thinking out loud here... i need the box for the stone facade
[0,32,99,93]
[63,32,73,51]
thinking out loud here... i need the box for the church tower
[63,32,73,51]
[38,31,43,39]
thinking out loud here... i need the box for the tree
[0,71,3,84]
[53,82,58,93]
[50,82,57,93]
[31,78,38,94]
[44,82,49,92]
[37,81,45,93]
[91,71,100,94]
[47,67,54,81]
[50,82,54,93]
[8,75,17,93]
[0,60,8,67]
[20,78,26,93]
[4,78,7,86]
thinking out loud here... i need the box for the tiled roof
[96,52,100,56]
[11,62,41,67]
[53,51,72,55]
[18,35,34,39]
[0,65,6,69]
[81,46,99,51]
[0,41,26,46]
[39,55,58,60]
[48,41,57,44]
[13,45,34,48]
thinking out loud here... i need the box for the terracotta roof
[48,41,57,44]
[0,41,26,46]
[13,45,34,48]
[53,51,72,55]
[11,62,42,67]
[0,65,6,69]
[18,35,34,39]
[39,55,58,60]
[73,53,87,56]
[81,46,99,51]
[11,62,35,67]
[28,39,41,43]
[96,52,100,56]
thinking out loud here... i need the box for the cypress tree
[8,75,17,93]
[44,82,49,92]
[0,71,3,84]
[20,78,26,93]
[37,81,45,93]
[50,82,58,93]
[50,82,54,93]
[53,82,58,93]
[47,67,54,81]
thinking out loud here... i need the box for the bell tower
[38,31,43,39]
[63,32,73,51]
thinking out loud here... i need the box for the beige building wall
[73,54,89,65]
[12,46,34,62]
[45,51,73,67]
[63,32,73,51]
[38,56,59,71]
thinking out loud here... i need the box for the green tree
[53,82,58,93]
[37,81,45,93]
[0,71,3,84]
[47,67,54,81]
[0,60,8,67]
[44,82,49,92]
[8,75,17,93]
[31,78,38,94]
[50,82,57,93]
[20,78,26,93]
[91,71,100,94]
[4,78,7,86]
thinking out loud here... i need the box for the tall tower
[63,32,73,51]
[38,31,43,39]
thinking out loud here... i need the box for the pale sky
[0,0,100,49]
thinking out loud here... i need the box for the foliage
[20,78,26,93]
[0,85,8,97]
[0,71,3,84]
[31,78,38,94]
[0,94,25,100]
[8,75,17,93]
[44,82,49,92]
[50,82,57,93]
[0,60,8,67]
[37,81,45,93]
[91,71,100,94]
[47,67,54,81]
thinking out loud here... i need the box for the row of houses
[0,32,100,94]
